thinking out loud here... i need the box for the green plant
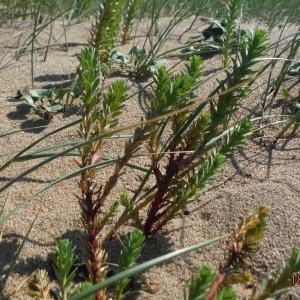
[89,0,126,61]
[178,0,246,62]
[77,46,128,299]
[73,281,94,300]
[183,266,216,300]
[121,0,141,44]
[110,45,165,78]
[52,239,77,300]
[202,207,269,299]
[108,50,263,237]
[221,0,243,69]
[115,229,145,299]
[182,207,300,300]
[210,29,268,128]
[111,0,192,78]
[21,88,63,118]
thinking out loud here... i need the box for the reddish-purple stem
[143,153,183,236]
[85,187,102,300]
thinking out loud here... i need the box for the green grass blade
[0,158,120,225]
[0,118,80,172]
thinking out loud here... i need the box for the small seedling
[52,239,77,300]
[29,269,50,300]
[115,229,145,299]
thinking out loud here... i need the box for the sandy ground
[0,16,299,299]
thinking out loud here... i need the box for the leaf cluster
[89,0,126,61]
[115,229,145,298]
[52,239,77,299]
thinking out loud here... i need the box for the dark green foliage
[237,29,268,78]
[216,287,236,300]
[222,0,243,68]
[150,55,202,116]
[103,80,128,129]
[122,0,141,44]
[89,0,126,61]
[140,54,254,236]
[183,266,215,300]
[73,281,94,300]
[52,239,77,300]
[211,28,268,127]
[219,119,252,156]
[115,229,145,298]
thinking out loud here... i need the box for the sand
[0,16,299,299]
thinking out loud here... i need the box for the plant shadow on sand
[6,103,51,134]
[35,72,76,91]
[34,73,76,83]
[0,230,82,282]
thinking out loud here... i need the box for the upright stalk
[77,48,107,300]
[31,2,40,88]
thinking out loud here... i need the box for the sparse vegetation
[0,0,299,299]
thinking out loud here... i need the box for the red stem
[85,188,102,300]
[143,184,168,236]
[205,272,227,300]
[143,154,180,236]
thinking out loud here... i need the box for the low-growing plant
[76,46,129,299]
[115,229,145,299]
[71,44,261,297]
[19,81,83,119]
[180,0,245,62]
[52,239,77,300]
[105,28,268,238]
[21,88,65,119]
[110,45,165,78]
[1,2,300,300]
[29,269,51,300]
[111,0,192,78]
